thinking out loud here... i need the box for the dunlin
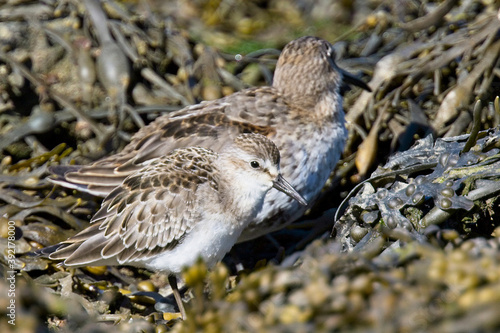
[50,36,369,241]
[42,133,306,319]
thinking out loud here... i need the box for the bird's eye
[327,46,334,58]
[250,161,260,169]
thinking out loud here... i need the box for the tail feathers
[48,242,85,263]
[48,165,84,178]
[31,243,64,258]
[31,242,79,262]
[48,228,118,267]
[47,165,117,197]
[32,239,114,267]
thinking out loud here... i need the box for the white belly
[142,218,243,273]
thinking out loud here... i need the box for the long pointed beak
[340,68,372,92]
[327,55,371,92]
[272,174,308,206]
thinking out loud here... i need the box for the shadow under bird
[49,36,370,242]
[39,133,307,319]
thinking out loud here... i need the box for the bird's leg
[168,274,186,320]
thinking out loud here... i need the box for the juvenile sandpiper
[42,133,307,319]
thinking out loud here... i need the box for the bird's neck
[212,161,268,225]
[273,66,342,117]
[279,87,343,123]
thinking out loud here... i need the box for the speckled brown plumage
[47,133,303,265]
[49,36,369,241]
[44,133,306,319]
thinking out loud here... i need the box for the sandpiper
[42,133,306,319]
[50,36,369,242]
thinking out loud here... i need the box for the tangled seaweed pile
[1,0,500,332]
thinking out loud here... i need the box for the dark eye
[250,161,260,169]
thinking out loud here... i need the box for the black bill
[340,68,372,92]
[272,174,308,206]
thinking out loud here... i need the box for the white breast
[142,215,243,273]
